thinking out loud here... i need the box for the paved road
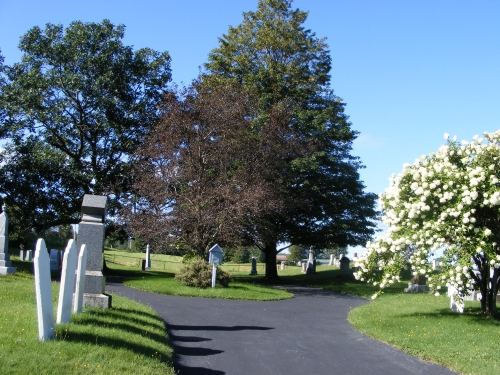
[106,282,457,375]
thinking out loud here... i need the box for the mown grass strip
[349,293,500,375]
[0,263,175,375]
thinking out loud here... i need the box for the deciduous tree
[0,20,171,240]
[123,81,305,258]
[355,132,500,317]
[204,0,378,278]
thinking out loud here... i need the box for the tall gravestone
[306,247,315,274]
[0,205,15,275]
[76,195,111,308]
[34,239,55,341]
[56,240,78,323]
[73,244,88,313]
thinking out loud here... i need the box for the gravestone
[49,249,62,272]
[306,247,315,274]
[250,257,257,275]
[19,250,25,261]
[301,262,307,273]
[76,195,111,308]
[280,261,285,271]
[329,254,334,266]
[340,256,352,277]
[56,240,78,323]
[26,250,33,261]
[404,275,428,293]
[145,244,151,270]
[34,239,55,341]
[0,206,15,275]
[73,244,88,313]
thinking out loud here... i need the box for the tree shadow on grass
[57,329,172,363]
[398,306,500,322]
[71,317,167,343]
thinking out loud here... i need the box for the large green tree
[204,0,378,279]
[0,20,171,241]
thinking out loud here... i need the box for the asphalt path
[106,282,458,375]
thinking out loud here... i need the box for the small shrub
[181,253,197,264]
[175,258,231,288]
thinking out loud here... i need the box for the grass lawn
[106,263,293,301]
[349,293,500,375]
[0,260,175,375]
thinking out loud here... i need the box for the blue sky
[1,0,499,254]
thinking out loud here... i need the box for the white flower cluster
[355,131,500,299]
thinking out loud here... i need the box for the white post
[57,240,78,323]
[212,263,217,288]
[74,244,87,313]
[34,239,55,341]
[145,244,151,269]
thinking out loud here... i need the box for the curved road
[106,282,457,375]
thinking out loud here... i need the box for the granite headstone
[76,195,111,308]
[0,206,15,275]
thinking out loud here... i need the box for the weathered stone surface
[76,194,110,308]
[81,195,107,219]
[0,208,15,275]
[57,240,78,323]
[74,244,88,313]
[34,239,55,341]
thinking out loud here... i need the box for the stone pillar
[306,247,315,274]
[76,195,111,308]
[0,206,15,275]
[250,257,257,275]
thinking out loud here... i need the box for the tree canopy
[123,81,307,257]
[204,0,378,278]
[0,20,171,241]
[354,132,500,317]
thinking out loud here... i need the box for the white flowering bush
[354,131,500,316]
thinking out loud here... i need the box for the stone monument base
[83,293,112,309]
[0,266,16,275]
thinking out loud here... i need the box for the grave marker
[50,249,62,272]
[34,239,55,341]
[57,240,78,323]
[74,245,87,313]
[145,244,151,270]
[76,195,111,308]
[0,205,15,275]
[250,257,257,275]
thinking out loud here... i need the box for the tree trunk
[264,242,278,280]
[486,267,499,317]
[480,267,488,314]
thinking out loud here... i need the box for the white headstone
[329,254,334,266]
[57,240,78,323]
[145,244,151,269]
[19,250,25,261]
[26,250,33,261]
[74,244,88,313]
[34,239,55,341]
